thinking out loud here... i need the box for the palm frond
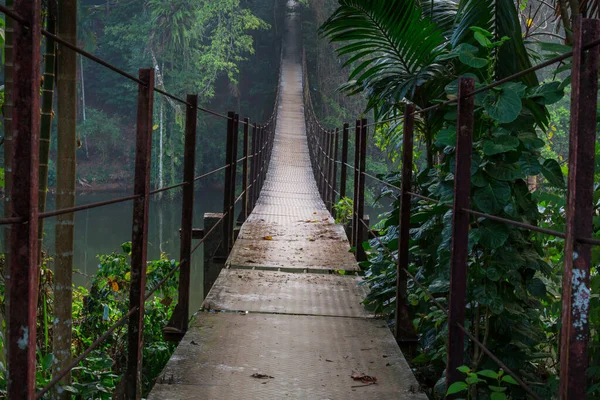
[319,0,448,108]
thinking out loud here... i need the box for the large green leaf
[483,135,520,156]
[485,163,523,181]
[541,159,565,188]
[320,0,447,107]
[483,86,523,123]
[473,180,511,214]
[471,222,510,249]
[518,153,542,176]
[527,81,565,105]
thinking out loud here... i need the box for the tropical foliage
[0,246,179,399]
[320,0,597,398]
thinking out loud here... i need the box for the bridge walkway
[149,4,426,399]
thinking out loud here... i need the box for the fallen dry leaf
[264,235,273,240]
[251,373,274,379]
[351,373,377,385]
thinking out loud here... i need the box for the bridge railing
[0,2,279,398]
[303,18,600,399]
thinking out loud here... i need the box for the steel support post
[559,17,600,400]
[331,128,339,215]
[240,118,250,222]
[171,94,198,333]
[222,112,235,255]
[249,123,258,212]
[446,77,475,389]
[125,68,155,399]
[8,1,42,397]
[228,114,240,248]
[355,119,368,262]
[340,123,349,200]
[395,104,418,343]
[352,120,361,247]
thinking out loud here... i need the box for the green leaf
[476,369,499,379]
[483,135,520,156]
[502,375,519,385]
[527,81,564,105]
[486,266,502,281]
[42,353,53,371]
[446,381,468,395]
[459,51,488,68]
[518,131,545,149]
[436,129,456,148]
[491,392,508,400]
[541,159,565,188]
[474,31,492,48]
[457,365,471,373]
[483,86,523,123]
[518,153,542,176]
[485,163,523,181]
[473,180,511,214]
[473,222,510,249]
[527,277,546,297]
[428,279,450,294]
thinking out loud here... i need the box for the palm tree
[319,0,544,167]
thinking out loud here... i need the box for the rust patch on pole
[8,0,42,398]
[125,68,155,399]
[446,77,475,389]
[395,104,417,344]
[559,17,600,400]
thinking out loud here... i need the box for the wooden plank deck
[149,3,426,398]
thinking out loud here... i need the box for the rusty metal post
[324,130,332,208]
[258,126,265,198]
[328,129,335,212]
[559,17,600,400]
[317,128,324,200]
[223,112,235,255]
[249,123,258,212]
[395,104,418,344]
[331,128,339,215]
[355,119,368,262]
[340,123,349,200]
[8,0,42,397]
[446,77,475,389]
[352,120,361,247]
[239,118,250,222]
[125,68,155,399]
[169,94,198,334]
[228,114,240,248]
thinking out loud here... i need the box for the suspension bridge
[3,0,600,399]
[148,8,424,399]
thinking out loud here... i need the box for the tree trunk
[38,0,57,262]
[80,55,89,158]
[53,0,77,397]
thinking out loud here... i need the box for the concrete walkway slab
[150,313,427,400]
[202,269,372,318]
